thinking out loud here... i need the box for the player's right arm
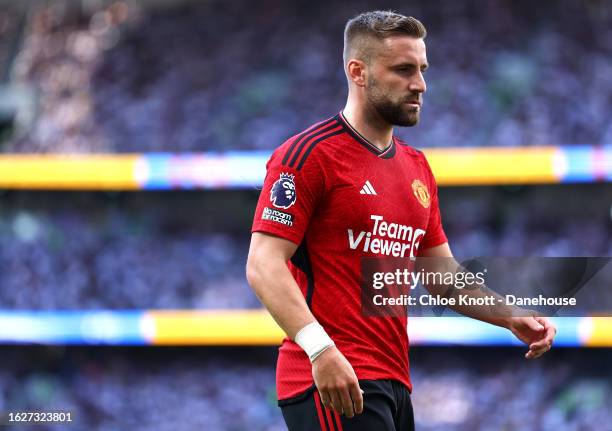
[246,232,313,338]
[246,232,363,418]
[246,143,363,417]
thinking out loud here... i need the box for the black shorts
[280,380,415,431]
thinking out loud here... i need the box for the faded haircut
[343,11,427,65]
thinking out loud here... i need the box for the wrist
[311,344,335,363]
[493,304,522,329]
[294,321,335,363]
[496,315,514,330]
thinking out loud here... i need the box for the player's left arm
[419,242,557,359]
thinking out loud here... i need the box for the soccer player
[246,11,556,431]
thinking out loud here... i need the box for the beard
[366,77,421,127]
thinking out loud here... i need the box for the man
[246,11,556,431]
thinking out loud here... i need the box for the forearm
[439,285,513,328]
[247,256,316,340]
[422,255,515,328]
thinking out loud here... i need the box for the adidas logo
[360,180,377,195]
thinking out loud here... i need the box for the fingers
[526,334,554,359]
[525,347,543,359]
[330,390,343,415]
[526,317,556,359]
[535,317,557,344]
[525,343,550,359]
[311,347,364,418]
[339,387,355,418]
[529,331,554,350]
[319,391,332,410]
[525,316,545,333]
[319,384,364,418]
[349,384,364,415]
[526,335,553,359]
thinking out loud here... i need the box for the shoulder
[394,137,438,182]
[394,136,424,158]
[269,115,345,171]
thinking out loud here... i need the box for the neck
[342,96,394,151]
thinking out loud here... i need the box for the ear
[346,59,367,87]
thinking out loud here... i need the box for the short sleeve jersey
[252,112,447,403]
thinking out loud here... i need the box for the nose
[410,71,426,94]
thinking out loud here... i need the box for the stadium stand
[0,185,610,309]
[3,0,612,152]
[0,346,609,431]
[0,2,610,430]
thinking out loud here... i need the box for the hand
[508,315,557,359]
[312,346,364,418]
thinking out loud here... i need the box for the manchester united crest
[411,179,430,208]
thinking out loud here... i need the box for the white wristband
[294,322,335,363]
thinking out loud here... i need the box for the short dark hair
[343,11,427,65]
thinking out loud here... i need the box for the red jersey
[251,112,447,403]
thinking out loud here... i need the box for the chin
[374,103,420,127]
[396,114,419,127]
[397,106,420,126]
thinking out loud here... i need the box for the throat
[340,110,393,152]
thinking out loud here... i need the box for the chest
[326,157,431,226]
[311,156,433,257]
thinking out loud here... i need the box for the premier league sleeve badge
[270,173,297,209]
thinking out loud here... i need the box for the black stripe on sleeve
[296,129,344,170]
[287,122,341,168]
[282,118,337,166]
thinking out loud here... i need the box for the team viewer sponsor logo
[262,207,294,226]
[270,173,297,209]
[348,215,425,258]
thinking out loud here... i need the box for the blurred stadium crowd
[0,197,256,310]
[0,2,611,430]
[2,0,612,152]
[0,346,609,431]
[0,185,610,310]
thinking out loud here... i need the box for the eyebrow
[391,62,429,70]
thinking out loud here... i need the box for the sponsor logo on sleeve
[270,173,297,209]
[262,207,294,226]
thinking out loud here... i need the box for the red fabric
[313,391,328,431]
[252,114,448,401]
[334,411,344,431]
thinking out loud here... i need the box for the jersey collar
[337,111,396,159]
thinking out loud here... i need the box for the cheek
[380,76,406,96]
[393,77,412,92]
[369,77,396,98]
